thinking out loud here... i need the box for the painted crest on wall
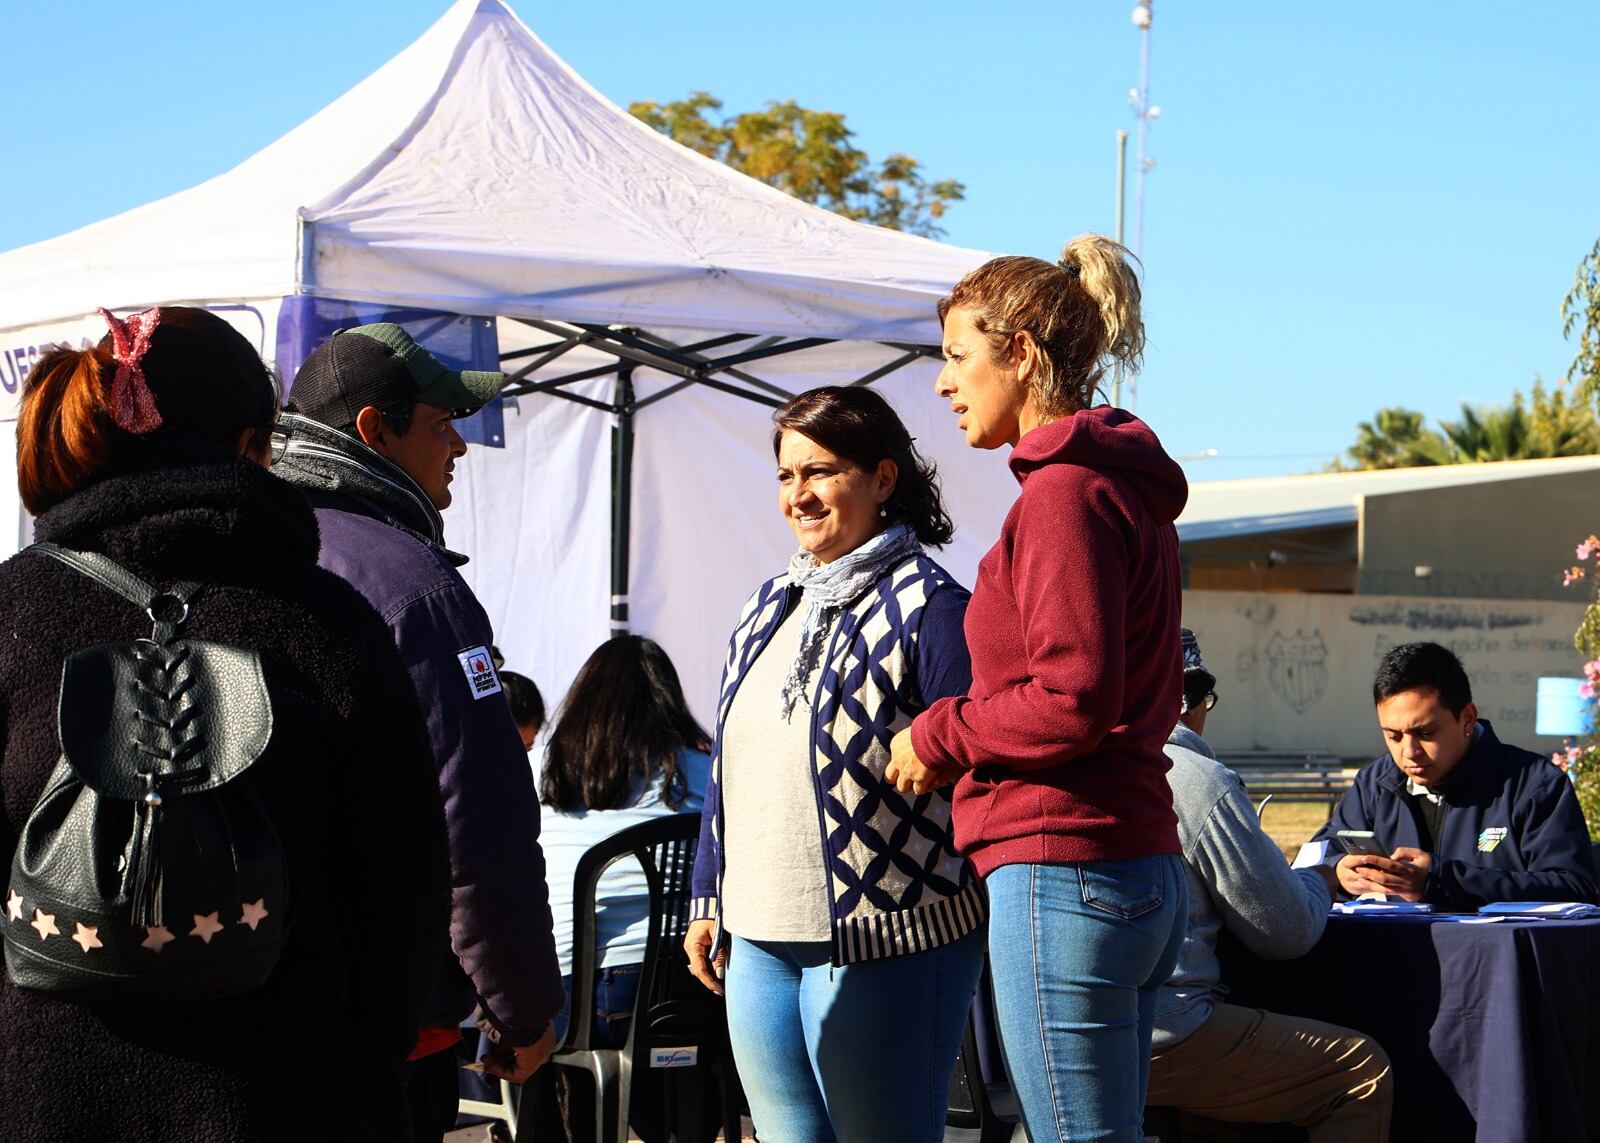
[1266,629,1329,714]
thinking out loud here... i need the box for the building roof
[1177,455,1600,543]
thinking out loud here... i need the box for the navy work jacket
[1314,720,1598,910]
[304,486,563,1044]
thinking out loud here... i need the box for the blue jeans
[551,964,643,1048]
[986,857,1187,1143]
[725,928,984,1143]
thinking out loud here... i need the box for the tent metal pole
[610,365,636,636]
[848,349,927,388]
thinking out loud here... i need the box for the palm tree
[1438,404,1530,462]
[1338,382,1600,471]
[1343,408,1451,469]
[1527,378,1600,456]
[1440,381,1600,462]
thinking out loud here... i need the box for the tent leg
[610,366,635,636]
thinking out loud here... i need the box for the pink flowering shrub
[1561,536,1600,838]
[1552,743,1585,772]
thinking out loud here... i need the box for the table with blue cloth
[1218,912,1600,1142]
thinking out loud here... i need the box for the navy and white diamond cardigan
[691,552,987,966]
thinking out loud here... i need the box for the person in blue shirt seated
[1313,641,1598,909]
[499,668,546,751]
[531,635,712,1142]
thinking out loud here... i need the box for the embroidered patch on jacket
[457,645,503,700]
[1477,826,1508,853]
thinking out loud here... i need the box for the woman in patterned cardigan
[684,386,984,1142]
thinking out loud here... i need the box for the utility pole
[1112,129,1128,407]
[1115,129,1128,248]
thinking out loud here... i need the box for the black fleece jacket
[0,458,451,1143]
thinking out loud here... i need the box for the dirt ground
[443,802,1337,1143]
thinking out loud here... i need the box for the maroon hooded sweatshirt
[911,406,1187,877]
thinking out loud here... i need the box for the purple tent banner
[274,297,505,447]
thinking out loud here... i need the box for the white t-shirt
[719,605,834,942]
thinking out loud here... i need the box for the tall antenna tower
[1127,1,1158,411]
[1130,1,1158,262]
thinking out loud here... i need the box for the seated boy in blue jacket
[1313,641,1598,910]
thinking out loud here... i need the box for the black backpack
[3,543,288,1002]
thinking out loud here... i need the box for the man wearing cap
[274,325,562,1141]
[1144,629,1393,1141]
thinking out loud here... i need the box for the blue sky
[4,1,1596,479]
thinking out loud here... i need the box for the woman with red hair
[0,307,449,1141]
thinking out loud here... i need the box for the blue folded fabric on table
[1477,900,1600,917]
[1331,899,1434,915]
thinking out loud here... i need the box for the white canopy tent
[0,0,1016,716]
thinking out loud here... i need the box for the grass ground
[1256,799,1337,860]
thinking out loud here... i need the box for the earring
[879,506,888,518]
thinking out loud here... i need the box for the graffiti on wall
[1265,629,1329,713]
[1184,590,1591,756]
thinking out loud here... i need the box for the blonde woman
[889,236,1188,1143]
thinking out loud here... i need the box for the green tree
[1526,377,1600,456]
[629,92,964,239]
[1336,381,1600,470]
[1437,403,1532,462]
[1336,407,1451,470]
[1562,236,1600,404]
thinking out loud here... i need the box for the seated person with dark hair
[1313,641,1598,908]
[499,669,546,750]
[1148,630,1393,1140]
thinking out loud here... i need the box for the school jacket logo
[457,645,502,700]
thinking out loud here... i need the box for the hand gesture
[482,1023,556,1083]
[684,918,725,996]
[885,728,956,795]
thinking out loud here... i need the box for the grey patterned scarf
[778,522,920,720]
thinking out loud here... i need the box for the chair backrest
[946,958,1022,1131]
[560,812,703,1055]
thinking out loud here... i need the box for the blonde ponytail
[1058,233,1144,378]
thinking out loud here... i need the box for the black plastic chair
[945,963,1020,1142]
[945,1017,1017,1141]
[523,813,741,1143]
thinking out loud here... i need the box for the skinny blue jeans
[724,928,984,1143]
[986,856,1187,1143]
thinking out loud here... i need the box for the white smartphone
[1336,830,1387,857]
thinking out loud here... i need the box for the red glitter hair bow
[97,306,164,433]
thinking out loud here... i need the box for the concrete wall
[1183,589,1590,758]
[1359,468,1600,600]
